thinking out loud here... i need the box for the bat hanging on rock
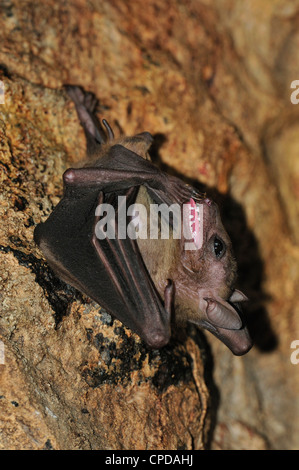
[34,86,253,355]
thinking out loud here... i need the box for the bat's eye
[213,236,225,259]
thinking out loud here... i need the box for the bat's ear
[229,289,248,303]
[136,131,154,147]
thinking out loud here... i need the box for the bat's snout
[196,293,253,356]
[216,325,253,356]
[201,318,253,356]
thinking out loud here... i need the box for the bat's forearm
[63,167,163,191]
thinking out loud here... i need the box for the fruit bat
[34,86,253,355]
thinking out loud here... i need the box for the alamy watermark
[290,80,299,104]
[0,80,4,104]
[290,340,299,365]
[95,196,204,250]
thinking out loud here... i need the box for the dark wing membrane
[34,187,171,348]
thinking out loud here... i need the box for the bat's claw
[65,85,85,105]
[191,189,206,203]
[65,85,98,113]
[162,175,194,205]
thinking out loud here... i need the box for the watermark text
[290,340,299,364]
[290,80,299,104]
[94,197,204,251]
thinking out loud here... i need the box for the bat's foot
[65,85,97,114]
[65,85,113,146]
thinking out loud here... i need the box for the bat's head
[173,197,252,356]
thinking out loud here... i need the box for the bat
[34,86,253,355]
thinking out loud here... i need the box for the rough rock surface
[0,0,299,450]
